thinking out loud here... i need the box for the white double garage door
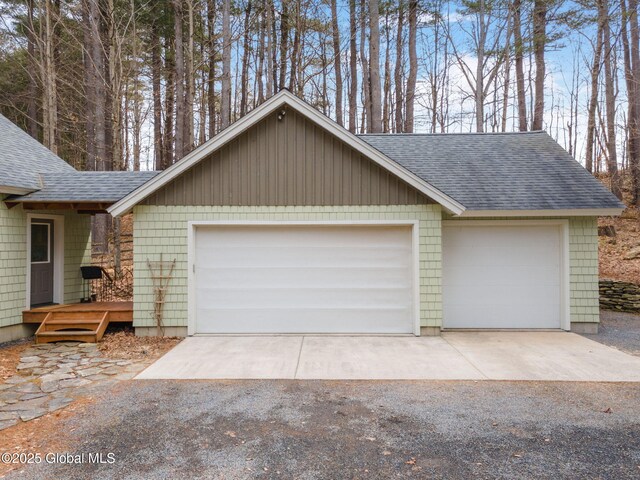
[191,222,567,334]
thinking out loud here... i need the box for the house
[0,114,155,342]
[1,90,625,342]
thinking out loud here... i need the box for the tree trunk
[405,0,417,132]
[289,0,301,92]
[173,0,185,159]
[475,0,487,132]
[368,0,382,132]
[221,0,232,128]
[348,0,358,132]
[26,0,39,139]
[82,0,96,170]
[501,18,512,132]
[279,0,289,90]
[532,0,546,130]
[151,20,164,170]
[394,0,404,133]
[269,0,278,94]
[164,37,175,165]
[513,0,527,131]
[265,0,275,97]
[41,0,58,153]
[257,1,266,103]
[185,0,195,150]
[207,0,217,138]
[331,0,343,126]
[240,0,253,116]
[360,0,370,131]
[629,0,640,204]
[382,10,391,132]
[585,11,603,174]
[602,0,621,198]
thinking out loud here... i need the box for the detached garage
[108,90,625,337]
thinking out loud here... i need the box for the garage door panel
[196,266,412,288]
[196,246,411,268]
[198,226,408,244]
[445,228,561,267]
[443,224,563,329]
[196,307,412,334]
[198,286,412,308]
[194,225,415,334]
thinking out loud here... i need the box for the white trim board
[441,219,570,331]
[25,213,65,308]
[108,91,465,217]
[187,220,422,337]
[0,185,33,195]
[456,208,624,217]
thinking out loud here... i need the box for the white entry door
[193,224,415,334]
[442,223,565,329]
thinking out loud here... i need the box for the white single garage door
[193,225,415,334]
[442,223,564,329]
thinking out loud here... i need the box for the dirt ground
[97,328,181,360]
[0,396,94,477]
[599,207,640,284]
[0,331,181,477]
[0,339,32,381]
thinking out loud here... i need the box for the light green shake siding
[568,217,599,323]
[0,200,91,328]
[0,200,27,328]
[132,204,443,329]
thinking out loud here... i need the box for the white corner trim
[108,90,465,217]
[186,220,422,336]
[25,213,65,309]
[456,208,624,217]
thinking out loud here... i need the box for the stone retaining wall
[599,280,640,313]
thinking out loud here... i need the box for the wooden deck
[23,301,133,324]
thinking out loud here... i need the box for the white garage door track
[136,332,640,382]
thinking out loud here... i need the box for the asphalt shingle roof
[0,114,75,191]
[359,131,624,211]
[11,171,159,203]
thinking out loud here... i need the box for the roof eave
[108,90,465,217]
[456,207,625,217]
[0,185,36,196]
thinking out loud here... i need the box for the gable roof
[108,90,466,217]
[108,91,624,218]
[0,114,75,193]
[359,132,625,215]
[8,171,159,203]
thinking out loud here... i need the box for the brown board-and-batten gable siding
[142,106,434,206]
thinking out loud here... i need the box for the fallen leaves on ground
[0,339,33,380]
[97,329,181,360]
[0,395,95,476]
[599,208,640,284]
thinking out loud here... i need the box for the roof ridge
[357,131,546,136]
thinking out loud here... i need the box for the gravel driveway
[4,380,640,480]
[584,310,640,356]
[4,311,640,479]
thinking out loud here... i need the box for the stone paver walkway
[0,342,147,430]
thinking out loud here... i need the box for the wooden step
[35,311,110,344]
[45,318,102,324]
[42,321,102,333]
[36,331,98,344]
